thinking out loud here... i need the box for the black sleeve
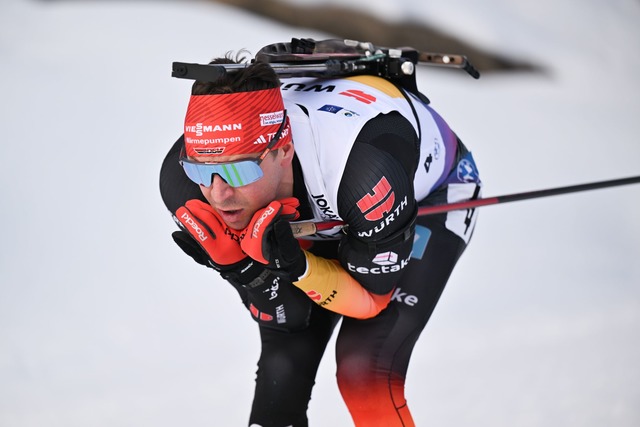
[336,112,419,294]
[159,135,207,215]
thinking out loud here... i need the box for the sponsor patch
[390,288,419,306]
[355,195,409,238]
[356,177,395,221]
[372,251,398,266]
[306,290,322,302]
[260,111,285,126]
[249,303,273,322]
[347,254,411,275]
[311,193,339,220]
[276,304,286,324]
[253,134,268,145]
[185,122,242,137]
[339,89,376,104]
[194,147,225,155]
[318,104,359,117]
[456,154,480,183]
[411,225,431,259]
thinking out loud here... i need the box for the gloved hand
[240,198,307,281]
[172,199,247,271]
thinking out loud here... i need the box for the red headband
[183,87,291,157]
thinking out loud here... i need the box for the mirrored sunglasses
[179,155,264,187]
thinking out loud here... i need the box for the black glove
[171,230,265,283]
[239,199,307,281]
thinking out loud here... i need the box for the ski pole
[290,174,640,237]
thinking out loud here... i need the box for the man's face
[193,145,293,230]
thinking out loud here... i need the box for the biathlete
[160,40,481,427]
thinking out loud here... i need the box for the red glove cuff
[242,198,300,265]
[175,200,246,266]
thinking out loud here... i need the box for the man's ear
[279,142,295,164]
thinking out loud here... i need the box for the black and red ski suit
[160,75,481,426]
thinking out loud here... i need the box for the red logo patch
[356,177,395,221]
[306,290,323,302]
[339,89,376,104]
[249,303,273,322]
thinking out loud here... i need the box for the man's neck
[290,153,313,220]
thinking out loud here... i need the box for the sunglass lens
[181,160,263,188]
[220,161,263,187]
[181,163,211,187]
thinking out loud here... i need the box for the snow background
[1,0,639,425]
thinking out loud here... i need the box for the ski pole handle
[290,220,344,238]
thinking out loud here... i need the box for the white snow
[1,0,639,426]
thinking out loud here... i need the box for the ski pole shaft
[291,175,640,237]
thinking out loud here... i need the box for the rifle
[171,37,480,96]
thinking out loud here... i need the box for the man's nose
[206,173,234,199]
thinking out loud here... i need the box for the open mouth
[220,208,241,215]
[217,208,244,225]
